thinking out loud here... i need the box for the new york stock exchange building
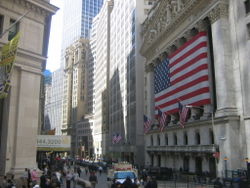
[141,0,250,179]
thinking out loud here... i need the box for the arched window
[184,132,188,145]
[151,135,154,146]
[174,133,178,145]
[165,134,168,145]
[157,134,161,146]
[195,131,201,145]
[209,129,214,144]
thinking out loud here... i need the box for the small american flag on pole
[154,32,211,118]
[144,115,152,133]
[178,102,190,128]
[157,107,168,132]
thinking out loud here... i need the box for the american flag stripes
[157,107,168,131]
[112,133,122,144]
[178,102,190,128]
[154,32,211,116]
[144,115,152,133]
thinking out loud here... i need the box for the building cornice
[140,0,229,60]
[11,0,58,16]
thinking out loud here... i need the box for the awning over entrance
[37,135,71,152]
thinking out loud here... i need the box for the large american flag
[154,32,211,115]
[144,115,152,133]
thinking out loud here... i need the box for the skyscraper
[61,0,104,59]
[91,0,156,164]
[47,0,104,137]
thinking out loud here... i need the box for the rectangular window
[0,15,4,35]
[8,19,19,41]
[247,23,250,39]
[245,0,250,14]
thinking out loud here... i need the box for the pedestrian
[77,166,81,177]
[50,173,60,188]
[44,166,48,176]
[1,176,8,188]
[214,178,223,188]
[98,166,103,176]
[72,170,79,188]
[85,168,88,175]
[151,176,158,188]
[122,177,133,188]
[44,177,51,188]
[40,172,46,188]
[66,171,72,188]
[27,169,32,188]
[31,168,39,186]
[145,176,153,188]
[89,172,98,188]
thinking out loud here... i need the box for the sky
[46,0,64,72]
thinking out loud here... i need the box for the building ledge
[146,144,218,153]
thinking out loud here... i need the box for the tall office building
[46,0,104,142]
[61,0,104,66]
[91,0,156,162]
[91,0,114,159]
[106,0,155,165]
[44,68,64,135]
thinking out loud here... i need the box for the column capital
[208,1,229,24]
[196,20,209,32]
[145,63,155,73]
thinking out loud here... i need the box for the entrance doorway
[195,157,202,175]
[183,156,190,172]
[209,157,216,177]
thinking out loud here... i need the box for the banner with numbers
[0,33,20,99]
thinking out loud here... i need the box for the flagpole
[0,10,30,38]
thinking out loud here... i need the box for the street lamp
[224,157,228,178]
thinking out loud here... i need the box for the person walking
[72,170,79,188]
[214,178,223,188]
[31,169,39,186]
[66,171,72,188]
[122,177,133,188]
[27,169,32,188]
[98,166,103,176]
[85,167,88,175]
[77,167,81,177]
[40,172,46,188]
[145,176,158,188]
[1,176,8,188]
[89,172,98,188]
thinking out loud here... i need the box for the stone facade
[0,0,57,176]
[141,0,250,178]
[62,39,91,157]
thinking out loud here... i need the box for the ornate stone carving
[208,1,229,24]
[196,20,208,32]
[145,63,154,73]
[12,0,56,16]
[141,0,229,60]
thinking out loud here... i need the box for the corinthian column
[145,63,155,120]
[209,2,237,117]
